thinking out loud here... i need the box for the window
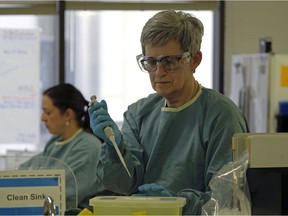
[0,15,56,154]
[0,2,216,155]
[66,10,213,123]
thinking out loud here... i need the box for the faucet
[43,196,56,216]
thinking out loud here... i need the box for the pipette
[89,95,131,178]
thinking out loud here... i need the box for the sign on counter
[0,169,65,215]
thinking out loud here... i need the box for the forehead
[145,40,182,56]
[42,95,55,109]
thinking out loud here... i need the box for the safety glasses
[136,51,191,73]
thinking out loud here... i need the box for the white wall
[224,1,288,96]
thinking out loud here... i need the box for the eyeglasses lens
[137,52,190,73]
[141,56,179,72]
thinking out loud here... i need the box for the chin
[47,128,54,134]
[155,89,172,97]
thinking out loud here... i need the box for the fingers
[88,100,109,128]
[88,101,104,114]
[91,110,110,124]
[150,183,163,191]
[89,108,114,132]
[138,184,157,192]
[100,99,108,111]
[138,183,172,196]
[139,183,162,191]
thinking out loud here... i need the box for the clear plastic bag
[202,151,251,215]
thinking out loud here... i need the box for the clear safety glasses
[136,51,191,73]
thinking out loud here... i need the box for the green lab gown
[19,129,110,210]
[97,87,249,215]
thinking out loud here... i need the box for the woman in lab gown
[88,10,249,215]
[19,83,113,210]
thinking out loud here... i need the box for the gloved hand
[136,183,173,197]
[88,99,122,146]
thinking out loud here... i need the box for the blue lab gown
[97,87,249,215]
[19,129,111,210]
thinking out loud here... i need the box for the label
[281,65,288,87]
[0,169,65,215]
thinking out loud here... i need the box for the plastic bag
[202,151,251,215]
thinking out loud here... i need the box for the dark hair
[43,83,92,133]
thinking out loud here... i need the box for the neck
[60,123,81,141]
[166,80,199,108]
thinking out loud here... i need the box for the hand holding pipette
[88,95,131,178]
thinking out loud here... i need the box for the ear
[190,51,202,71]
[65,108,74,120]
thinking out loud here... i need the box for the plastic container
[279,101,288,115]
[277,101,288,132]
[89,196,186,215]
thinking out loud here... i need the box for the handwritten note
[0,29,40,144]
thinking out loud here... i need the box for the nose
[154,62,167,75]
[41,112,47,122]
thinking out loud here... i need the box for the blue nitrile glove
[136,183,174,197]
[88,99,122,146]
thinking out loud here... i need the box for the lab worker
[19,83,113,211]
[88,10,249,215]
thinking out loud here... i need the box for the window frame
[0,0,221,90]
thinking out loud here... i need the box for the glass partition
[1,155,77,210]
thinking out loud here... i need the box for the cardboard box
[232,133,288,167]
[89,196,186,215]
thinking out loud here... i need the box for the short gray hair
[140,10,204,56]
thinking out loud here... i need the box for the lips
[155,81,170,85]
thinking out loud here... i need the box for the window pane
[0,15,56,154]
[65,10,213,123]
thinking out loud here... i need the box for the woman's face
[145,40,201,104]
[145,40,202,107]
[41,95,67,135]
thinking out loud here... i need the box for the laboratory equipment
[89,196,186,215]
[229,53,288,132]
[232,133,288,215]
[89,95,131,178]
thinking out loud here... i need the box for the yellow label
[281,65,288,87]
[132,211,148,215]
[78,208,94,215]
